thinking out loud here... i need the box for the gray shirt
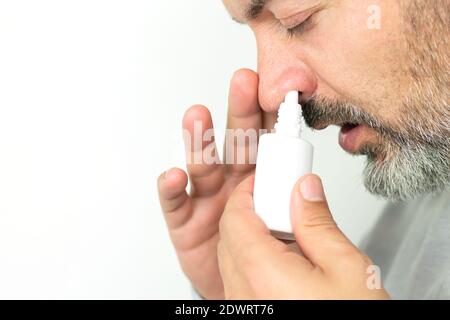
[360,188,450,300]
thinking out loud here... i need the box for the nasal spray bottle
[253,91,314,241]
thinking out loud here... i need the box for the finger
[224,69,261,176]
[219,175,271,251]
[220,175,314,275]
[290,174,361,270]
[262,111,278,130]
[183,105,224,197]
[157,167,192,229]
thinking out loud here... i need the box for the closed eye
[286,14,314,38]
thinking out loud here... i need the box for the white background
[0,0,385,299]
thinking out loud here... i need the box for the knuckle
[302,208,336,230]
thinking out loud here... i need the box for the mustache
[301,95,408,145]
[302,96,382,130]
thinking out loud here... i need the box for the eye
[286,14,314,38]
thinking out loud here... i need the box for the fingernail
[300,175,325,202]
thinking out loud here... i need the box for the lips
[305,118,370,154]
[339,123,366,153]
[301,99,377,154]
[340,123,359,134]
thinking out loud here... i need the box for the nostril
[299,91,315,105]
[298,91,304,104]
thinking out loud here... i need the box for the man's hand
[218,174,390,299]
[157,69,277,299]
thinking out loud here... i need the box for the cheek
[302,0,408,117]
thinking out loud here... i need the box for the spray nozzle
[274,91,303,138]
[284,90,300,105]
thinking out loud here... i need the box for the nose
[256,36,317,112]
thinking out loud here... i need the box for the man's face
[223,0,449,200]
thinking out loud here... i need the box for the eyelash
[286,15,314,38]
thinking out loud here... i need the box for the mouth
[309,121,368,154]
[340,122,360,134]
[338,123,367,153]
[301,99,379,154]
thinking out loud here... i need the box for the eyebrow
[246,0,269,20]
[231,0,270,24]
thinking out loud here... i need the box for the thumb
[290,174,359,270]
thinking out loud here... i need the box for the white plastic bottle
[253,91,314,240]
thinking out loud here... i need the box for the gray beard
[302,97,450,201]
[360,140,450,201]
